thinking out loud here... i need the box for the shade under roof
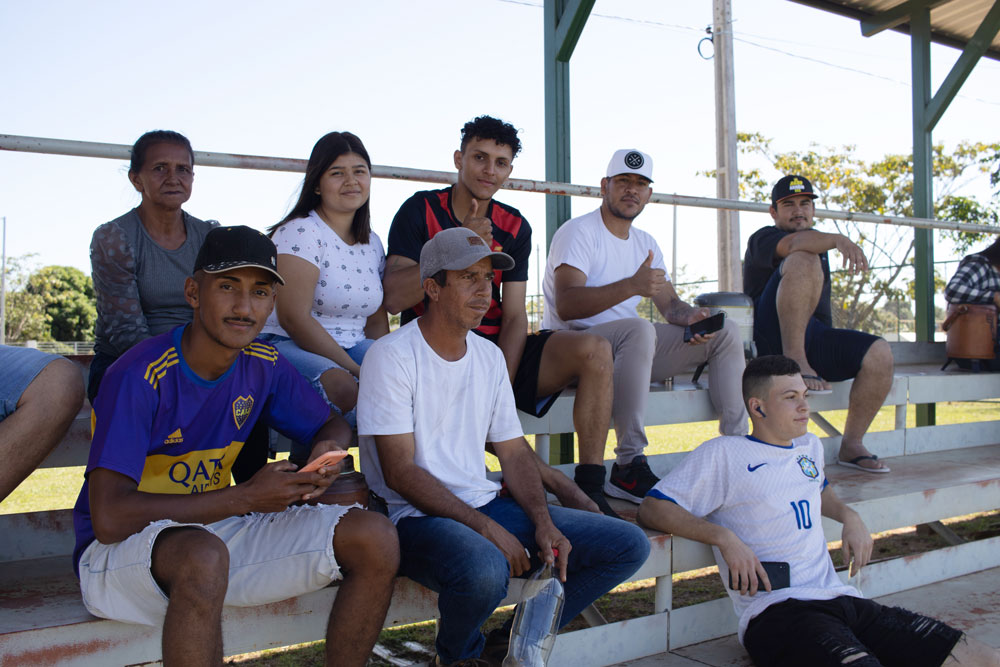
[790,0,1000,60]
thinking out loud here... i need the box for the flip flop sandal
[837,455,891,474]
[802,374,833,395]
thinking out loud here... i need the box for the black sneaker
[480,627,510,666]
[604,455,660,504]
[574,464,623,520]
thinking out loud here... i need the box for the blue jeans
[396,496,650,663]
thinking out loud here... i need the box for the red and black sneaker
[604,455,660,504]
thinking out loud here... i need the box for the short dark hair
[270,132,373,244]
[422,269,448,307]
[129,130,194,174]
[460,115,521,158]
[975,237,1000,266]
[742,355,801,405]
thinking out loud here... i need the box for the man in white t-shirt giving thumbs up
[542,149,749,503]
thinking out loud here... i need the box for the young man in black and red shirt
[383,115,620,518]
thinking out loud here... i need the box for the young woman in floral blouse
[261,132,389,433]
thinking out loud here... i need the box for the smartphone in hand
[297,450,348,474]
[683,312,726,342]
[728,561,790,591]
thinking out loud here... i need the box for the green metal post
[911,5,936,426]
[544,0,593,463]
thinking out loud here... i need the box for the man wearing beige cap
[543,149,748,503]
[358,227,649,667]
[383,115,619,518]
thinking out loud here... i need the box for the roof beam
[554,0,596,62]
[861,0,952,37]
[925,0,1000,129]
[789,0,1000,61]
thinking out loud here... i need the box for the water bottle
[503,548,565,667]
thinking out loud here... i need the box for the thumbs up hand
[462,198,494,247]
[630,250,667,297]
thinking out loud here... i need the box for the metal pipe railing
[2,133,997,235]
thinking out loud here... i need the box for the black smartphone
[728,561,790,591]
[683,312,726,342]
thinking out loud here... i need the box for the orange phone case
[297,450,348,473]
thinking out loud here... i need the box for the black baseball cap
[771,175,818,207]
[193,225,284,284]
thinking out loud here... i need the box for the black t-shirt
[743,226,833,326]
[387,187,531,342]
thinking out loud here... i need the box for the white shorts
[78,503,359,626]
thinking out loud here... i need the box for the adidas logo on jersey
[163,429,184,445]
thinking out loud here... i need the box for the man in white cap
[358,227,650,667]
[543,150,748,503]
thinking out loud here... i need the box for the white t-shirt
[356,320,524,523]
[262,210,386,347]
[542,207,668,330]
[648,433,860,644]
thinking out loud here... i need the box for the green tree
[715,133,1000,332]
[3,255,51,343]
[26,266,97,341]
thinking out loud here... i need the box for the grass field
[3,401,997,515]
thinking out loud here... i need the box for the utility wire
[494,0,1000,107]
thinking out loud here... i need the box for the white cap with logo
[606,149,654,183]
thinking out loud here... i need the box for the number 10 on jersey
[790,499,812,529]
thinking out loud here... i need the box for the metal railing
[3,134,999,235]
[3,340,95,355]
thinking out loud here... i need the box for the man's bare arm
[820,485,873,574]
[382,255,423,315]
[638,495,770,595]
[776,230,868,273]
[493,436,571,580]
[497,281,529,383]
[552,251,667,322]
[375,432,532,575]
[651,284,712,328]
[89,462,329,545]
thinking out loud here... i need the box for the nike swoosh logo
[747,463,767,472]
[619,479,639,490]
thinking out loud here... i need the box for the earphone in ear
[756,406,766,418]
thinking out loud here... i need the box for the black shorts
[511,330,561,418]
[743,596,962,667]
[754,267,880,382]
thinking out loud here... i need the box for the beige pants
[585,318,749,463]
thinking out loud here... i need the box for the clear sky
[1,0,997,295]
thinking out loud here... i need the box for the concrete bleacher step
[0,511,671,667]
[611,566,1000,666]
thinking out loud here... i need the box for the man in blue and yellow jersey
[72,226,398,667]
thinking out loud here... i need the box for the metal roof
[790,0,1000,60]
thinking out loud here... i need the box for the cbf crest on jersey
[797,454,820,480]
[232,395,255,429]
